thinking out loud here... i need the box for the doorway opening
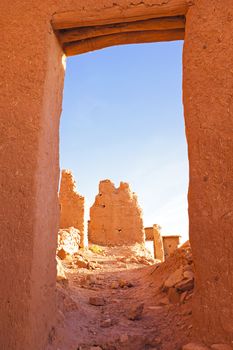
[56,40,192,349]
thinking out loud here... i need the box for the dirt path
[55,245,193,350]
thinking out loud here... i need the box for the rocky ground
[53,243,194,350]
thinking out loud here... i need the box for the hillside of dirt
[52,242,194,350]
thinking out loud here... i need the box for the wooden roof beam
[59,16,185,44]
[64,29,185,56]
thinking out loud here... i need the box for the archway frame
[1,0,233,349]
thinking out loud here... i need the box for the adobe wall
[1,2,188,348]
[163,236,180,259]
[145,227,154,240]
[145,227,180,260]
[59,170,85,247]
[89,180,145,246]
[145,226,163,260]
[1,0,233,348]
[183,0,233,344]
[153,224,165,262]
[0,2,67,349]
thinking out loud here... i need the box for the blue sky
[60,41,189,241]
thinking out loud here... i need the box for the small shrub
[89,245,103,254]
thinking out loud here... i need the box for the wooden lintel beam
[59,16,185,44]
[64,29,185,57]
[52,0,189,30]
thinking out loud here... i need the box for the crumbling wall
[145,226,155,257]
[145,227,154,240]
[89,180,145,246]
[163,236,180,259]
[153,224,165,262]
[145,227,179,261]
[59,170,85,247]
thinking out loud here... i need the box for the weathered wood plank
[52,0,189,30]
[64,29,185,56]
[59,16,185,44]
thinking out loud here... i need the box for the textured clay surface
[0,2,66,349]
[153,224,165,262]
[59,170,85,247]
[89,180,145,246]
[183,0,233,344]
[163,236,180,259]
[145,226,154,240]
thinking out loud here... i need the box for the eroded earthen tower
[89,180,145,246]
[59,170,85,247]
